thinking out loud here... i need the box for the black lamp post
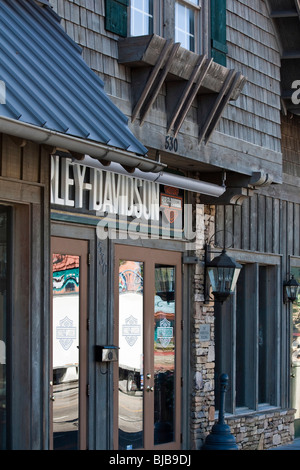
[284,275,300,303]
[205,246,242,303]
[203,374,238,450]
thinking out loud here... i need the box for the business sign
[51,155,161,221]
[51,155,187,241]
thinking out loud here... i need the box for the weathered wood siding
[223,0,282,153]
[282,114,300,179]
[215,113,300,258]
[0,133,50,449]
[216,195,300,257]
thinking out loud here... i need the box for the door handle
[146,386,154,392]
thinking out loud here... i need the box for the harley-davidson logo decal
[160,186,183,224]
[122,315,141,347]
[56,316,77,351]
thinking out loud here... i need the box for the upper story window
[175,0,200,53]
[130,0,153,36]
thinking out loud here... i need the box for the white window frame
[129,0,154,37]
[174,0,201,53]
[128,0,206,55]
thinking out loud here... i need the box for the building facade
[0,0,299,450]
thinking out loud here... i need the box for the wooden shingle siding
[225,0,282,152]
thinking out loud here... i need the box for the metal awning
[0,0,165,172]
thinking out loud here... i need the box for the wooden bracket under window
[198,69,243,144]
[132,40,181,125]
[118,35,246,141]
[166,55,213,137]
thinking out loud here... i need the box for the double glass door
[114,246,182,450]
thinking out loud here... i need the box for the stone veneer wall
[190,199,216,450]
[227,409,295,450]
[190,197,295,450]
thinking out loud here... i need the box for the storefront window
[0,207,10,449]
[216,261,278,413]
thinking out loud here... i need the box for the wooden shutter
[211,0,227,66]
[105,0,128,37]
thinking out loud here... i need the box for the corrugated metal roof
[0,0,148,155]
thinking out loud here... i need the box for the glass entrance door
[290,267,300,437]
[114,246,182,450]
[50,237,88,450]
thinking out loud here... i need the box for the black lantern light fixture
[284,275,300,304]
[204,232,242,303]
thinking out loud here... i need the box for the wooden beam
[41,144,57,155]
[198,70,241,144]
[9,136,27,148]
[167,56,212,136]
[132,39,174,122]
[201,187,255,205]
[139,42,181,125]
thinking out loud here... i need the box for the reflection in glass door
[118,261,144,450]
[291,267,300,437]
[115,246,181,450]
[51,238,88,450]
[154,265,176,445]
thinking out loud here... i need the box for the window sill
[217,405,282,420]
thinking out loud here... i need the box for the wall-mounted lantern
[204,232,242,303]
[205,248,242,303]
[283,275,300,304]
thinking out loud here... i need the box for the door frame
[50,236,89,450]
[113,244,182,450]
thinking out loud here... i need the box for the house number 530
[165,135,178,152]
